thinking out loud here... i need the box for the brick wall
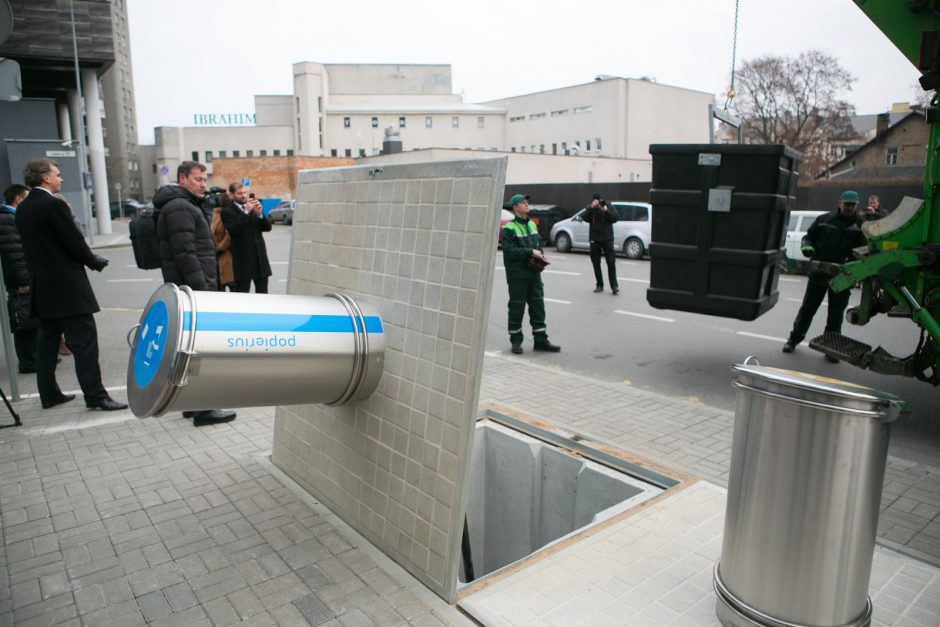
[211,156,354,199]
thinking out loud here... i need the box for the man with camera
[152,161,236,425]
[500,193,561,355]
[582,192,620,294]
[16,159,126,411]
[222,182,272,293]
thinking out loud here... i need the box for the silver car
[268,199,295,225]
[550,201,653,259]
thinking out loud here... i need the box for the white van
[550,201,653,259]
[784,211,825,260]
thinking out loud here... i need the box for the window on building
[586,140,591,151]
[425,116,433,128]
[287,149,294,156]
[204,151,213,163]
[452,116,459,128]
[317,96,322,112]
[551,109,569,117]
[528,112,546,120]
[399,117,406,127]
[218,150,226,158]
[331,149,337,157]
[509,115,525,122]
[552,143,557,155]
[345,148,352,157]
[233,150,240,158]
[573,105,593,114]
[520,146,525,153]
[886,147,898,165]
[561,142,567,154]
[246,150,253,157]
[596,138,602,151]
[273,149,281,156]
[511,147,516,152]
[359,148,366,157]
[191,151,198,162]
[371,117,378,128]
[260,150,267,156]
[477,116,484,128]
[344,117,351,128]
[540,145,545,154]
[152,164,157,173]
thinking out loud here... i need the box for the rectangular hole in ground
[458,414,673,587]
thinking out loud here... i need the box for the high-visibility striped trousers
[507,277,548,345]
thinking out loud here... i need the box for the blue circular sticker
[133,300,169,388]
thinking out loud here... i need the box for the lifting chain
[725,0,740,109]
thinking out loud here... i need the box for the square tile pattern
[272,158,507,602]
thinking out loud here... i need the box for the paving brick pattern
[0,325,469,626]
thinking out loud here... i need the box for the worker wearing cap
[500,194,561,354]
[782,190,867,361]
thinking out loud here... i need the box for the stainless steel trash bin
[714,358,910,627]
[127,283,385,417]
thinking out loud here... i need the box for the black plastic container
[646,144,801,321]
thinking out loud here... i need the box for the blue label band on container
[133,300,169,388]
[182,312,383,334]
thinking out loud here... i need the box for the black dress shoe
[612,288,620,295]
[593,286,604,293]
[193,410,236,427]
[182,411,196,418]
[85,396,128,411]
[41,394,75,409]
[533,342,561,352]
[782,342,796,353]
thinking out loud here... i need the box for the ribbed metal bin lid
[732,357,911,422]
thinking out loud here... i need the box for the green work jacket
[500,216,543,280]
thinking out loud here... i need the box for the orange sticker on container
[881,241,899,251]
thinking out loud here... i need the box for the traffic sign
[241,177,250,187]
[159,165,169,176]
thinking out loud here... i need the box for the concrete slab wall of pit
[272,157,507,603]
[460,421,662,584]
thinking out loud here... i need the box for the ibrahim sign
[193,113,256,126]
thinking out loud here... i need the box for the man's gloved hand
[801,245,815,258]
[89,255,109,272]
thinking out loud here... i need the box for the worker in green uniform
[782,190,867,362]
[500,193,561,355]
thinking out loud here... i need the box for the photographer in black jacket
[583,192,620,294]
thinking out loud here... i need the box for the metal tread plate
[809,332,872,362]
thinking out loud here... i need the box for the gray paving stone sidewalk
[480,351,940,569]
[2,302,940,625]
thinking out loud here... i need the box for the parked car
[783,210,825,265]
[109,199,145,219]
[269,199,295,225]
[550,201,653,259]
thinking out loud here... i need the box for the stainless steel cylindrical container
[126,283,385,417]
[715,358,910,627]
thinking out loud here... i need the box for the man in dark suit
[15,159,127,411]
[222,182,272,293]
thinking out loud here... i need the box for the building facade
[140,63,715,198]
[100,0,142,202]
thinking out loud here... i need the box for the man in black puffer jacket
[0,184,37,372]
[153,161,236,426]
[153,161,218,291]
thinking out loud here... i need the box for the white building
[141,63,714,192]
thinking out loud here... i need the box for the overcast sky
[127,0,922,146]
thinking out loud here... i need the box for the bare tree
[731,50,860,178]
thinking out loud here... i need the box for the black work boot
[533,341,561,352]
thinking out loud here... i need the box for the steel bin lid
[731,356,912,422]
[126,283,187,417]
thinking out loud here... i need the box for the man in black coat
[153,161,236,426]
[222,182,272,293]
[582,192,620,294]
[0,184,37,372]
[15,159,126,411]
